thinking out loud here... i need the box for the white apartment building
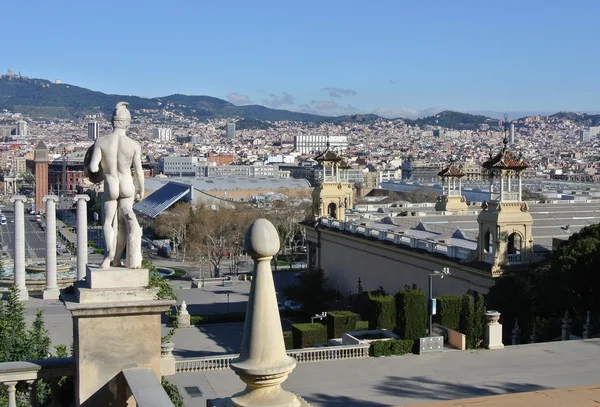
[87,121,99,140]
[197,164,278,178]
[161,156,200,176]
[153,127,172,142]
[294,135,348,154]
[16,120,27,136]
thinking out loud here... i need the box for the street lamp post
[429,267,450,336]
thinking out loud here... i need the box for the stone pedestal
[179,301,191,328]
[212,219,310,407]
[435,195,468,212]
[64,267,173,407]
[484,310,504,350]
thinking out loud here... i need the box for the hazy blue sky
[3,1,599,118]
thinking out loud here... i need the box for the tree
[281,269,335,316]
[473,293,486,346]
[459,295,476,349]
[153,202,192,261]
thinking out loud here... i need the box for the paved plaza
[18,269,600,407]
[171,339,600,407]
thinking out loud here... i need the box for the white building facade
[294,135,348,154]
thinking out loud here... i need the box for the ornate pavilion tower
[476,132,533,276]
[34,141,49,213]
[435,159,468,212]
[311,147,353,222]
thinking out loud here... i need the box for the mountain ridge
[2,74,571,129]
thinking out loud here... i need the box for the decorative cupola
[476,120,534,276]
[435,159,468,212]
[311,141,353,221]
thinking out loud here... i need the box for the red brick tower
[34,141,49,213]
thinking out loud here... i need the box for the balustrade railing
[506,254,521,264]
[175,344,371,373]
[0,357,75,407]
[122,367,175,407]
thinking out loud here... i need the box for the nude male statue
[86,102,144,269]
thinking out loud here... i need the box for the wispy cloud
[262,92,295,108]
[226,93,253,105]
[311,100,339,111]
[372,107,444,119]
[321,87,357,98]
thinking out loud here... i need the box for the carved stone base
[63,267,173,407]
[435,195,468,212]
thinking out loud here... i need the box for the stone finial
[561,309,572,341]
[583,311,592,339]
[229,218,308,407]
[244,218,280,259]
[511,318,521,345]
[530,323,537,343]
[180,301,188,315]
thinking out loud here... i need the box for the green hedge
[459,295,476,349]
[395,289,427,340]
[434,295,463,330]
[291,323,327,349]
[473,293,485,346]
[188,312,246,325]
[283,331,293,350]
[326,311,358,339]
[369,339,415,357]
[367,294,396,330]
[355,320,369,331]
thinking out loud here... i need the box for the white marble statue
[85,102,144,269]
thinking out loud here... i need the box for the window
[507,233,522,255]
[484,231,492,253]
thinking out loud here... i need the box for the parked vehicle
[284,300,302,311]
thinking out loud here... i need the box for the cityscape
[1,2,600,407]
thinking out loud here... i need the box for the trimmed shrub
[291,323,327,349]
[188,312,246,325]
[367,294,396,330]
[326,311,358,339]
[283,331,293,350]
[355,320,369,331]
[395,289,428,340]
[434,295,463,331]
[473,293,485,346]
[459,295,477,349]
[369,339,415,357]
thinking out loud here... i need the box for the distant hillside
[551,112,600,126]
[414,110,498,130]
[0,75,329,122]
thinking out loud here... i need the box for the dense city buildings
[294,134,348,154]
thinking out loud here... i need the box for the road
[0,205,47,261]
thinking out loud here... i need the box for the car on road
[284,300,302,311]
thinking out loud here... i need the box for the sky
[3,0,600,119]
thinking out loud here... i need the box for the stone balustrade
[175,343,371,373]
[320,218,474,261]
[122,367,175,407]
[0,357,75,407]
[506,254,521,264]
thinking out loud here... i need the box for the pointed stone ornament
[561,309,572,341]
[227,218,310,407]
[530,324,537,343]
[583,311,592,339]
[511,318,521,345]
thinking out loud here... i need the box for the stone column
[499,171,505,201]
[73,194,90,280]
[43,195,60,299]
[483,310,504,350]
[10,195,28,300]
[458,178,462,196]
[518,172,523,201]
[224,219,310,407]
